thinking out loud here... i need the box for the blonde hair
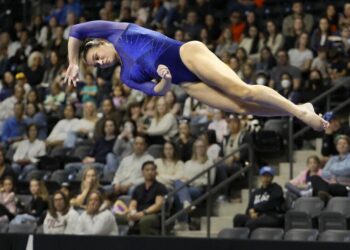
[191,138,208,163]
[30,178,49,201]
[27,51,44,68]
[154,96,170,123]
[81,166,100,192]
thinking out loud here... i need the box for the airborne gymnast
[64,21,329,131]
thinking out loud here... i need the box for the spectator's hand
[249,209,258,219]
[129,211,145,221]
[64,64,80,87]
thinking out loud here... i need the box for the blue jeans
[174,180,204,222]
[12,163,37,180]
[11,214,37,224]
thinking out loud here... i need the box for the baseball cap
[259,166,274,176]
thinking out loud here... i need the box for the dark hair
[141,161,157,171]
[206,129,218,145]
[103,118,117,136]
[49,191,70,218]
[162,141,179,162]
[1,176,15,192]
[135,133,148,145]
[127,101,142,118]
[80,39,106,63]
[306,155,321,165]
[26,123,38,136]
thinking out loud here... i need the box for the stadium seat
[217,228,250,239]
[285,197,324,230]
[284,229,319,241]
[318,230,350,242]
[250,228,284,240]
[147,144,164,158]
[22,170,49,182]
[263,119,288,138]
[190,122,210,137]
[8,223,37,234]
[50,169,69,184]
[35,225,44,234]
[0,223,9,233]
[318,197,350,232]
[118,225,129,236]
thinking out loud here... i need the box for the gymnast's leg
[179,41,328,131]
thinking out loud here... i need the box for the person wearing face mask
[254,71,269,86]
[278,73,301,104]
[300,70,327,111]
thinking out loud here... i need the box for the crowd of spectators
[1,0,350,236]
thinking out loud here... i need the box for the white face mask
[281,79,291,89]
[256,77,266,85]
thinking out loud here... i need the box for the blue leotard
[69,21,200,96]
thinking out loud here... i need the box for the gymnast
[65,21,328,131]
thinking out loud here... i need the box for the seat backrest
[326,197,350,216]
[147,144,164,159]
[318,230,350,242]
[293,197,324,216]
[8,224,37,234]
[0,223,9,233]
[50,170,68,184]
[218,228,250,239]
[263,119,288,136]
[25,170,46,182]
[284,229,319,241]
[250,228,284,240]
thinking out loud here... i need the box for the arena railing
[288,77,350,179]
[160,143,254,237]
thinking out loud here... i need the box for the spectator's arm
[330,157,350,176]
[143,195,164,214]
[128,199,138,213]
[321,134,334,156]
[253,186,284,214]
[147,113,176,136]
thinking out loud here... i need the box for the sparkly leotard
[69,21,200,96]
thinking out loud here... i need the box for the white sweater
[183,159,215,187]
[13,139,46,163]
[147,113,178,138]
[155,159,184,189]
[43,208,80,234]
[76,210,119,236]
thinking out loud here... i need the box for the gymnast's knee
[231,85,255,102]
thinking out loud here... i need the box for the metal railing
[288,77,350,179]
[161,143,254,237]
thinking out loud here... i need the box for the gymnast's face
[86,42,118,68]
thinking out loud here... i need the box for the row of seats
[218,228,350,242]
[285,197,350,231]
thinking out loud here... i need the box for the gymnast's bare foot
[297,103,329,131]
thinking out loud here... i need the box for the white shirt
[112,153,154,186]
[0,96,17,122]
[288,49,313,69]
[208,119,228,143]
[13,139,46,163]
[147,113,178,138]
[155,159,184,188]
[43,208,80,234]
[72,118,96,134]
[76,210,119,236]
[207,144,221,162]
[46,118,80,142]
[183,159,215,187]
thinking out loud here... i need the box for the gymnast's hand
[157,64,172,81]
[64,64,80,87]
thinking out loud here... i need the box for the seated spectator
[239,25,261,58]
[41,51,63,87]
[199,28,215,51]
[311,48,329,79]
[200,130,221,162]
[65,119,117,178]
[284,16,307,51]
[215,28,238,58]
[241,63,255,84]
[164,90,181,116]
[140,97,178,144]
[155,141,184,190]
[26,89,44,111]
[1,103,26,147]
[127,102,144,127]
[182,11,203,40]
[44,81,66,115]
[183,96,211,125]
[339,3,350,28]
[12,124,46,179]
[80,72,98,104]
[233,166,284,230]
[322,115,350,157]
[14,73,31,95]
[325,4,338,33]
[112,120,137,167]
[288,33,313,74]
[282,1,313,37]
[11,178,48,224]
[255,47,277,73]
[64,101,98,148]
[174,138,215,230]
[260,20,284,56]
[127,161,167,235]
[70,167,104,209]
[286,155,322,198]
[0,85,25,134]
[328,47,347,81]
[310,18,332,52]
[217,115,249,200]
[278,73,301,104]
[229,11,245,43]
[23,51,45,87]
[208,109,228,143]
[43,191,79,234]
[311,135,350,201]
[269,50,301,91]
[111,85,126,110]
[93,98,122,141]
[76,191,118,235]
[0,71,15,102]
[46,104,79,155]
[172,120,195,163]
[112,135,154,196]
[0,176,16,223]
[24,103,47,140]
[0,149,15,182]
